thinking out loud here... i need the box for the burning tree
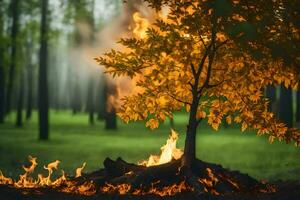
[98,1,300,167]
[95,0,300,195]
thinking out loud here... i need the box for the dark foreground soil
[0,181,299,200]
[1,157,299,200]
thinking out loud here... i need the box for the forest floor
[0,110,299,180]
[0,180,300,200]
[0,111,300,199]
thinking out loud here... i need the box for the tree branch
[166,92,191,105]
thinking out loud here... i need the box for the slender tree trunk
[0,6,5,123]
[296,90,300,123]
[279,85,293,128]
[0,62,5,123]
[105,78,117,130]
[16,71,24,127]
[38,0,49,140]
[25,41,33,121]
[5,0,20,115]
[266,85,277,112]
[183,97,199,167]
[87,78,95,125]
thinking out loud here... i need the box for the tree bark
[87,78,95,125]
[183,98,198,167]
[265,85,277,112]
[296,90,300,123]
[5,0,20,115]
[16,72,24,127]
[279,85,293,128]
[0,5,5,123]
[71,78,82,115]
[0,61,5,124]
[97,75,107,121]
[25,40,34,121]
[105,78,117,130]
[38,0,49,140]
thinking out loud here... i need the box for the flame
[101,181,192,197]
[0,156,95,195]
[133,12,149,39]
[0,170,13,185]
[139,129,183,167]
[75,162,86,178]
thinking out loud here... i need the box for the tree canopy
[97,0,300,146]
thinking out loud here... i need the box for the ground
[0,111,299,180]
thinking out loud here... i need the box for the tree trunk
[25,40,33,121]
[0,62,4,123]
[296,90,300,123]
[182,98,198,167]
[265,85,277,112]
[105,78,117,130]
[5,0,20,115]
[87,78,95,125]
[38,0,49,140]
[16,72,24,127]
[0,6,5,123]
[279,85,293,128]
[97,75,107,120]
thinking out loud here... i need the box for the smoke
[48,0,154,111]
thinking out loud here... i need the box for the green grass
[0,110,299,181]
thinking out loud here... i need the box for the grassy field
[0,111,299,181]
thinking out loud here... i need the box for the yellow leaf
[241,122,247,132]
[234,116,242,123]
[226,116,232,124]
[211,122,219,131]
[146,119,159,129]
[197,111,206,119]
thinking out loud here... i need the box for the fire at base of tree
[1,130,295,200]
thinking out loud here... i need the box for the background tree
[38,0,49,140]
[265,86,277,113]
[279,86,293,127]
[98,0,300,172]
[0,0,8,123]
[297,90,300,125]
[5,0,20,116]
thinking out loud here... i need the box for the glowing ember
[199,168,220,195]
[101,181,192,197]
[133,12,149,39]
[138,129,183,167]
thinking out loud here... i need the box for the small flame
[101,181,192,197]
[75,162,86,178]
[0,156,95,195]
[139,129,183,167]
[133,12,149,39]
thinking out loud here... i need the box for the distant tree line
[0,0,122,140]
